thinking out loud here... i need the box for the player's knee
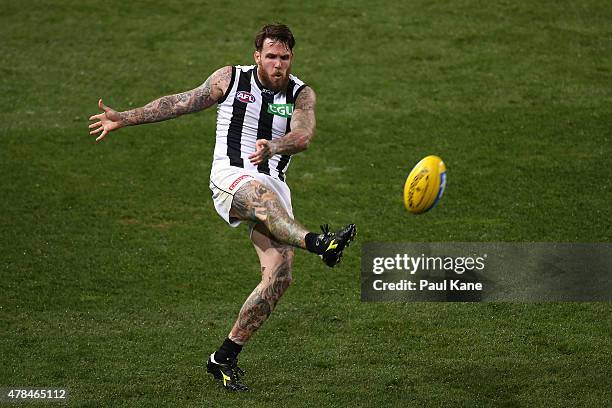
[262,258,293,295]
[274,257,294,284]
[273,273,293,292]
[260,275,292,302]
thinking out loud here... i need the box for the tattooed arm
[248,86,316,165]
[88,66,232,142]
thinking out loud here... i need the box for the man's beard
[258,66,290,92]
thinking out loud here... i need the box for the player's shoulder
[288,74,314,103]
[208,66,235,103]
[289,73,307,88]
[210,66,254,102]
[209,66,234,83]
[234,64,255,73]
[294,85,316,109]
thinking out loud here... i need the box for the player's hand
[88,99,123,142]
[249,139,277,165]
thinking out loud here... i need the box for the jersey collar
[253,67,281,96]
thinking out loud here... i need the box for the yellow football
[403,155,447,214]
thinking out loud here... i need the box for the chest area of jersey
[234,89,294,119]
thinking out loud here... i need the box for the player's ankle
[305,232,323,254]
[214,338,243,363]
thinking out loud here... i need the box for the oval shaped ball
[403,155,447,214]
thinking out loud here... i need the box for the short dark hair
[254,24,295,51]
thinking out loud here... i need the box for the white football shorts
[209,164,294,227]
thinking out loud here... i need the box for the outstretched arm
[89,66,232,142]
[248,86,316,164]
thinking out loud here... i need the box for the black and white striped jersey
[213,65,307,182]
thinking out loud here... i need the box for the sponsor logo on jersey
[267,103,294,118]
[236,91,256,103]
[229,174,254,191]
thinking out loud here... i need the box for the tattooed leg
[229,223,294,344]
[230,180,309,248]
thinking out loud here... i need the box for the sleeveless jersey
[213,65,307,182]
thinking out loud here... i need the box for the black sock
[214,338,243,363]
[305,232,323,254]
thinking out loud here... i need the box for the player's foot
[318,223,357,267]
[206,354,249,391]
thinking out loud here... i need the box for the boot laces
[229,359,245,378]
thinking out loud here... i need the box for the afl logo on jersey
[236,91,256,103]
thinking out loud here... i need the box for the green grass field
[1,0,611,406]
